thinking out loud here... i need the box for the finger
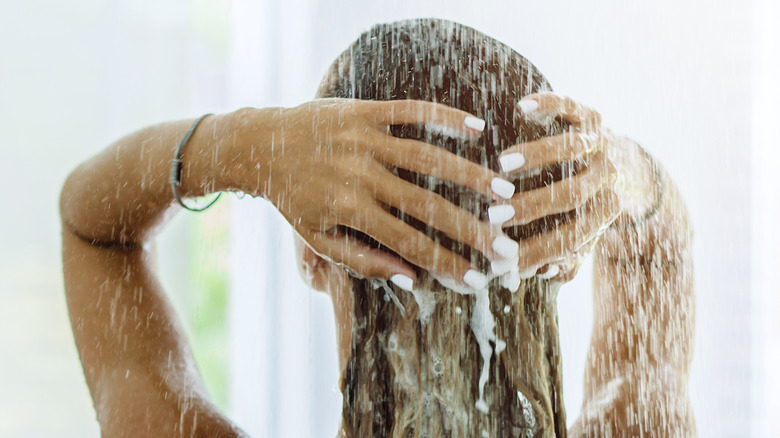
[301,228,419,290]
[517,92,602,131]
[553,259,579,282]
[535,254,581,282]
[498,130,606,174]
[516,188,621,270]
[362,99,486,136]
[555,233,602,282]
[535,263,562,280]
[373,168,515,261]
[501,152,616,227]
[343,205,490,290]
[367,130,516,200]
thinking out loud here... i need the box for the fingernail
[500,271,521,292]
[463,269,489,290]
[518,267,538,279]
[464,116,486,132]
[488,205,515,225]
[390,274,414,291]
[499,153,526,173]
[492,235,519,259]
[491,258,517,276]
[517,98,539,114]
[491,178,515,199]
[537,264,560,279]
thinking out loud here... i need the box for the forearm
[594,148,694,371]
[59,108,278,245]
[574,138,695,435]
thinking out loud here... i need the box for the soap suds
[410,287,437,325]
[399,271,519,414]
[469,286,505,413]
[374,279,406,317]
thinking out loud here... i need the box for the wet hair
[317,19,569,437]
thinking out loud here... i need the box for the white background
[0,0,776,437]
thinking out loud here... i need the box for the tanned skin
[61,99,506,436]
[61,94,694,436]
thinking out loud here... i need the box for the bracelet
[169,113,222,212]
[610,144,664,230]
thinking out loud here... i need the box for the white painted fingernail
[491,258,518,276]
[537,264,560,279]
[464,116,486,132]
[517,98,539,114]
[463,269,489,290]
[492,235,519,259]
[488,205,515,225]
[491,178,515,199]
[501,271,521,292]
[390,274,414,291]
[518,267,538,279]
[499,153,526,173]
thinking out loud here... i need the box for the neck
[340,277,567,438]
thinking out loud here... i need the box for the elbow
[59,163,92,237]
[59,165,81,234]
[59,164,117,246]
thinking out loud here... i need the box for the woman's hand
[231,99,519,290]
[493,93,621,282]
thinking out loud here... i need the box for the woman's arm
[570,136,696,436]
[61,113,250,437]
[497,93,695,434]
[61,100,512,436]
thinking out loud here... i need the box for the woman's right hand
[493,93,622,282]
[229,99,518,290]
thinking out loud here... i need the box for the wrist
[610,137,658,226]
[222,106,287,198]
[177,113,235,198]
[177,108,279,198]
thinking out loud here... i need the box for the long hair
[317,19,570,437]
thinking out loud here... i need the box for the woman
[60,19,694,437]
